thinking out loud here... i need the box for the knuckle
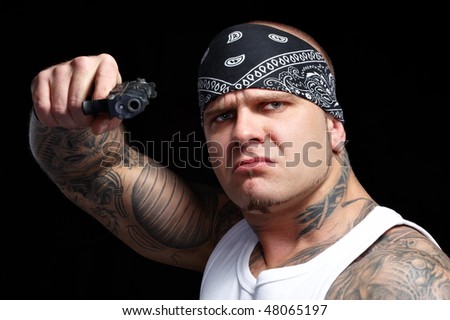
[70,55,94,72]
[51,103,67,118]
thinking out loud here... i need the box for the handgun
[82,78,157,120]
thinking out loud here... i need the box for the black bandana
[197,23,344,124]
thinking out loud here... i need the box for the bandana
[197,23,344,124]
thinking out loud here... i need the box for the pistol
[82,78,157,120]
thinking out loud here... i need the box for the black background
[3,3,449,299]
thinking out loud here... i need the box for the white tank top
[200,206,439,299]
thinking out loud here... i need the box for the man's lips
[233,157,275,172]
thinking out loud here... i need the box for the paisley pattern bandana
[197,23,344,124]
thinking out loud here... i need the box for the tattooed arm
[326,226,450,299]
[29,53,243,272]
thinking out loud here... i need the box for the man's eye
[216,111,234,122]
[265,102,283,110]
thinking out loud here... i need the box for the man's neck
[244,170,376,273]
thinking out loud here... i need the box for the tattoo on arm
[67,169,127,234]
[30,124,114,179]
[29,115,233,267]
[327,227,450,299]
[30,117,131,234]
[131,162,219,249]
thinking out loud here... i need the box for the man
[29,20,450,299]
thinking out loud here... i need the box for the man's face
[202,88,334,212]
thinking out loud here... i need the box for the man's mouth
[233,157,275,173]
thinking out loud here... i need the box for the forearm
[29,111,125,183]
[28,111,222,270]
[28,110,139,247]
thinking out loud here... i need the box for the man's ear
[327,116,346,152]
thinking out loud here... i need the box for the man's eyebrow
[204,91,297,117]
[203,103,228,118]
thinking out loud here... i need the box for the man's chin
[241,194,285,213]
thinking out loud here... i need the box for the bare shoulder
[326,225,450,299]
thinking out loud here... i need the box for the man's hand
[31,53,123,135]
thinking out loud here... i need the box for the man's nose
[231,108,267,146]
